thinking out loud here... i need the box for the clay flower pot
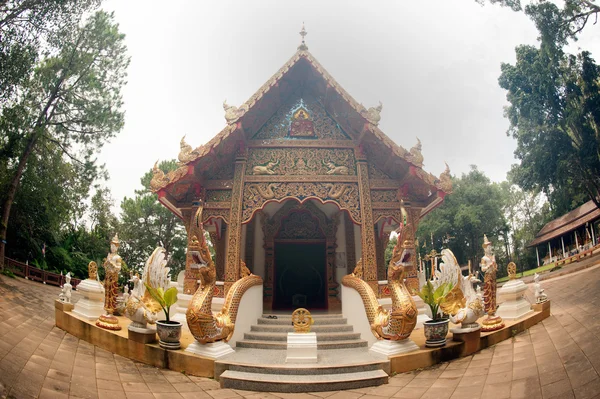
[156,320,182,350]
[423,318,449,347]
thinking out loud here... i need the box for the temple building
[151,29,451,311]
[528,200,600,266]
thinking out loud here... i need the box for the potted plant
[417,280,454,347]
[145,284,181,349]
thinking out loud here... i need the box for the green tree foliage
[416,167,509,271]
[481,0,600,40]
[499,181,552,270]
[0,10,129,268]
[0,0,100,104]
[120,160,186,279]
[499,40,600,215]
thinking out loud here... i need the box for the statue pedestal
[72,279,105,320]
[370,338,419,356]
[496,279,532,320]
[413,295,431,330]
[128,325,157,344]
[531,300,550,312]
[55,299,74,312]
[452,328,481,357]
[286,333,317,363]
[186,341,234,359]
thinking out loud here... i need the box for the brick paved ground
[1,263,600,399]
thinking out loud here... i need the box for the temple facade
[151,36,451,311]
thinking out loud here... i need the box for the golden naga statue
[406,137,424,167]
[342,241,418,341]
[223,100,249,124]
[150,161,170,191]
[178,136,200,165]
[361,101,383,126]
[437,162,453,194]
[186,230,262,344]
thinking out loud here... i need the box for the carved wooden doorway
[263,201,338,311]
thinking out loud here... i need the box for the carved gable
[253,94,351,141]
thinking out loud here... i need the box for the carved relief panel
[242,182,361,224]
[247,148,356,176]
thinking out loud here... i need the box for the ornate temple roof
[152,36,452,215]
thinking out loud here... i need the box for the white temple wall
[354,223,362,265]
[240,224,247,264]
[335,212,348,295]
[253,215,266,279]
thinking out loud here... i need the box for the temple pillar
[183,202,204,295]
[402,206,422,294]
[224,147,247,295]
[356,157,377,292]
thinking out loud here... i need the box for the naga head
[387,262,405,281]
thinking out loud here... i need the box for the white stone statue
[449,273,485,333]
[433,249,485,332]
[125,247,171,333]
[534,273,548,304]
[58,272,72,303]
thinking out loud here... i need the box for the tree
[1,0,100,104]
[480,0,600,40]
[499,43,600,216]
[119,160,186,279]
[0,10,129,269]
[499,180,552,269]
[416,167,509,271]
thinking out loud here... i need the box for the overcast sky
[98,0,600,213]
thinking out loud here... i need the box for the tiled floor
[2,263,600,399]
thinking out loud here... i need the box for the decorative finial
[298,22,308,51]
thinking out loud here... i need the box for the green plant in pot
[145,284,181,350]
[417,280,454,347]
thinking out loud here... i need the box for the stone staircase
[236,313,368,350]
[217,314,389,392]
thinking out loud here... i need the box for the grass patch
[0,269,16,278]
[497,263,556,283]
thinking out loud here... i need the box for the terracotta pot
[423,318,449,347]
[156,320,182,350]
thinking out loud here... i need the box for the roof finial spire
[298,22,308,51]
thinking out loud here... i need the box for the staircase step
[244,331,361,342]
[226,361,387,375]
[258,317,347,325]
[219,369,388,392]
[251,324,354,333]
[235,339,368,350]
[262,314,343,319]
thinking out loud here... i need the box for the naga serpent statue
[342,235,418,340]
[186,226,262,344]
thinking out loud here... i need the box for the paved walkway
[2,264,600,399]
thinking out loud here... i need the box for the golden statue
[178,136,200,165]
[361,101,383,126]
[437,162,452,193]
[186,207,263,344]
[480,235,504,332]
[88,261,98,280]
[507,262,517,280]
[96,233,123,331]
[407,137,424,167]
[150,161,171,191]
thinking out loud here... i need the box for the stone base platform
[55,301,551,392]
